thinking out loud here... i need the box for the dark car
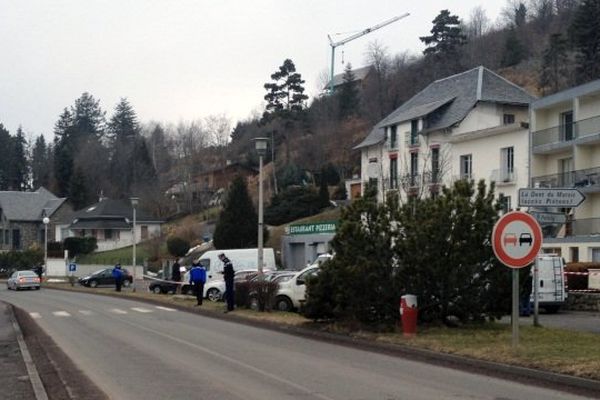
[149,279,178,294]
[519,233,533,246]
[78,268,132,288]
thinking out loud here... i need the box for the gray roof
[69,219,131,230]
[68,198,162,230]
[354,66,535,149]
[0,187,66,222]
[324,65,372,90]
[532,78,600,110]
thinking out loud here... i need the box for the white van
[530,254,567,313]
[181,248,277,291]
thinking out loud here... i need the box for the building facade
[530,79,600,261]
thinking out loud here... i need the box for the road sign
[68,263,77,272]
[529,211,567,225]
[518,188,585,208]
[492,211,542,269]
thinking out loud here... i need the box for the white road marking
[29,312,41,319]
[110,308,128,314]
[131,307,153,313]
[79,310,93,316]
[52,311,71,317]
[155,306,176,312]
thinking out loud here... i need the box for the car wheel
[122,280,131,288]
[249,296,259,311]
[275,296,293,312]
[152,286,162,294]
[207,288,221,302]
[89,280,98,288]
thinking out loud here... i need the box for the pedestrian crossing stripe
[131,307,153,313]
[110,308,128,314]
[29,312,41,319]
[52,311,71,317]
[155,306,176,312]
[79,310,93,315]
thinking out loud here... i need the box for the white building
[530,79,600,261]
[354,66,535,209]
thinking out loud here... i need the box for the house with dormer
[354,66,535,209]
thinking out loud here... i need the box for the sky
[0,1,505,140]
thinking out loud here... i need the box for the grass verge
[43,282,600,381]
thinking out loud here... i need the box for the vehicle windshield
[92,269,107,275]
[19,271,38,277]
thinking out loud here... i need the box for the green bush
[64,237,97,257]
[0,249,44,276]
[166,236,190,257]
[264,186,323,226]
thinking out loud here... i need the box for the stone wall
[565,292,600,311]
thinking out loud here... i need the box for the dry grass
[44,282,600,381]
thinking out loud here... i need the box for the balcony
[531,166,600,193]
[490,169,517,186]
[571,218,600,236]
[532,115,600,154]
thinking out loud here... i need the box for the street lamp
[42,217,49,281]
[130,197,139,292]
[254,137,269,275]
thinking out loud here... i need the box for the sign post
[492,211,543,348]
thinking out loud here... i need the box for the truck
[530,254,567,313]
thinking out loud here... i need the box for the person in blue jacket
[112,263,123,292]
[189,261,206,306]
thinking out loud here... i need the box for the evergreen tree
[263,59,309,121]
[570,0,600,83]
[514,2,527,27]
[337,63,361,119]
[501,28,527,67]
[72,92,106,138]
[213,176,262,249]
[420,10,467,57]
[318,173,330,208]
[0,123,12,190]
[539,33,570,94]
[108,98,140,196]
[53,108,76,196]
[9,127,29,190]
[31,135,50,189]
[69,166,92,210]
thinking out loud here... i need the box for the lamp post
[130,197,139,292]
[254,137,269,275]
[42,217,49,281]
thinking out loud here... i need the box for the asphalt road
[501,310,600,334]
[0,288,593,400]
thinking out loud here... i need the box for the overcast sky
[0,1,505,140]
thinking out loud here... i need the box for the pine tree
[501,28,527,67]
[72,92,106,138]
[337,63,360,119]
[420,10,467,57]
[539,33,570,94]
[9,127,29,190]
[31,135,50,189]
[570,0,600,83]
[263,59,308,121]
[213,176,264,249]
[0,123,12,190]
[514,2,527,27]
[318,173,330,208]
[108,98,140,196]
[69,166,92,210]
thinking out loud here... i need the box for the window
[499,194,511,214]
[460,154,472,180]
[141,226,149,240]
[389,158,398,189]
[390,125,397,148]
[105,229,113,240]
[410,153,418,186]
[431,148,440,183]
[570,247,579,263]
[12,229,21,250]
[503,114,515,124]
[410,120,419,145]
[500,147,514,181]
[559,157,574,186]
[560,110,574,141]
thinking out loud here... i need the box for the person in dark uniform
[189,261,206,306]
[34,265,44,282]
[219,253,235,312]
[520,269,533,317]
[171,259,181,293]
[112,263,123,292]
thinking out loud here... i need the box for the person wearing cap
[112,263,123,292]
[189,261,207,306]
[219,253,235,312]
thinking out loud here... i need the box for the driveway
[501,310,600,334]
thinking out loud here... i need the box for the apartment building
[355,66,534,207]
[530,79,600,261]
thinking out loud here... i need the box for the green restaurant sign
[285,221,338,235]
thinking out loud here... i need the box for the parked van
[530,254,567,313]
[181,248,277,293]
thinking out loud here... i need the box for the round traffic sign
[492,211,542,268]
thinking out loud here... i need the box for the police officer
[219,253,235,312]
[189,261,206,306]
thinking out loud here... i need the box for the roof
[69,219,131,230]
[532,78,600,110]
[324,65,372,90]
[0,187,66,222]
[354,66,535,150]
[69,198,162,225]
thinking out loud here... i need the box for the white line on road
[52,311,71,317]
[155,306,176,312]
[131,307,153,313]
[79,310,93,316]
[29,312,41,319]
[110,308,128,314]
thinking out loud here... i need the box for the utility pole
[328,13,410,93]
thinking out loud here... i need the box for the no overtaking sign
[492,211,542,269]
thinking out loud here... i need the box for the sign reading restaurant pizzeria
[285,221,338,235]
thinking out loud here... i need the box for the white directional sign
[518,188,585,208]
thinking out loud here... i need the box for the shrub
[167,236,190,257]
[235,280,251,308]
[64,237,97,257]
[249,279,279,311]
[264,186,323,226]
[0,249,44,275]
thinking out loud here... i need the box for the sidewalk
[0,301,36,399]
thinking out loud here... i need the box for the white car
[202,269,271,302]
[7,270,41,291]
[273,265,320,312]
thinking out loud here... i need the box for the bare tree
[466,6,491,38]
[204,114,231,148]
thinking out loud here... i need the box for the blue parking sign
[68,263,77,272]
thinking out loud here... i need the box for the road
[0,288,593,400]
[500,311,600,334]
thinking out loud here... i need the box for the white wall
[46,258,144,278]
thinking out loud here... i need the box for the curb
[44,285,600,398]
[7,304,49,400]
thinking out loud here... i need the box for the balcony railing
[490,169,517,184]
[532,115,600,148]
[531,166,600,190]
[571,218,600,236]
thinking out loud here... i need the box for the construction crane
[327,13,410,93]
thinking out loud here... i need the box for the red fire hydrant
[400,295,418,337]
